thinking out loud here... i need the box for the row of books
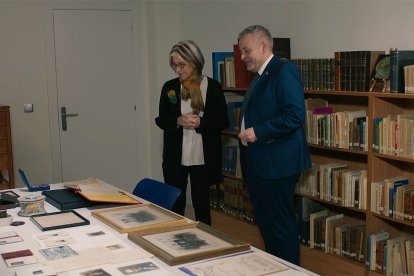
[214,48,414,93]
[305,108,368,150]
[209,177,254,223]
[372,113,414,158]
[305,97,368,150]
[222,145,242,178]
[297,163,367,210]
[370,176,414,221]
[390,49,414,93]
[290,58,335,91]
[366,230,414,275]
[298,199,365,262]
[334,50,384,92]
[224,93,243,132]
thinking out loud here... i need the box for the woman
[155,40,229,225]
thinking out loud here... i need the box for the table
[0,184,318,276]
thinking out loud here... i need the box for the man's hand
[238,127,257,143]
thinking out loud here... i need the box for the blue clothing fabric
[240,56,311,265]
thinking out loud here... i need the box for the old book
[224,56,235,88]
[64,177,141,204]
[390,49,414,93]
[325,214,344,254]
[404,64,414,93]
[309,209,329,249]
[273,37,290,59]
[212,52,233,83]
[233,44,254,89]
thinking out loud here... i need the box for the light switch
[24,104,33,113]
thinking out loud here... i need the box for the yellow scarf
[181,75,204,115]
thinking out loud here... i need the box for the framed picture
[30,210,90,231]
[91,203,188,233]
[0,190,19,209]
[128,222,251,265]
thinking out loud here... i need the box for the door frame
[44,0,151,183]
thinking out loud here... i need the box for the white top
[181,76,207,166]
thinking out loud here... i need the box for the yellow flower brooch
[167,90,177,104]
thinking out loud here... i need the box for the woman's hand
[177,113,200,129]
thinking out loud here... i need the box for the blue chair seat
[132,178,181,210]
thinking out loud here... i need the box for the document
[179,251,289,276]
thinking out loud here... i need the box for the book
[404,64,414,93]
[273,37,290,59]
[64,177,141,204]
[334,50,384,91]
[233,44,254,88]
[212,51,233,83]
[42,189,102,210]
[390,49,414,93]
[224,56,235,88]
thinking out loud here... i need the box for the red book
[233,44,254,89]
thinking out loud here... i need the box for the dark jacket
[242,56,311,179]
[155,77,229,185]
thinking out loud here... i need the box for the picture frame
[30,210,90,231]
[91,203,188,233]
[128,222,251,265]
[0,190,19,209]
[369,54,391,92]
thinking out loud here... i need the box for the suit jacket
[155,77,229,185]
[242,56,311,179]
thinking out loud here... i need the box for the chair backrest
[132,178,181,210]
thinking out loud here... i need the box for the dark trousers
[163,164,211,225]
[244,151,300,265]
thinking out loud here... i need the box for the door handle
[61,106,79,131]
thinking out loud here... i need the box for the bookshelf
[210,47,414,274]
[212,88,414,275]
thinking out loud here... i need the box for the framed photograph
[128,222,251,265]
[91,203,188,233]
[30,210,90,231]
[0,190,19,209]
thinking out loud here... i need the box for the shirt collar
[258,54,274,76]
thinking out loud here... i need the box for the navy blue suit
[240,56,311,265]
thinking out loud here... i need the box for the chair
[132,178,181,210]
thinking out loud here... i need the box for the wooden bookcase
[212,87,414,275]
[0,105,14,189]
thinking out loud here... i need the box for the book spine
[390,49,400,93]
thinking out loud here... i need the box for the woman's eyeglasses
[171,62,188,71]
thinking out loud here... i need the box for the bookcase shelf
[214,86,414,274]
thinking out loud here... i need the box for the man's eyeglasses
[171,62,188,71]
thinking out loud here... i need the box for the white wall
[149,0,414,181]
[1,0,414,187]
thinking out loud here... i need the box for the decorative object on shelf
[17,195,46,217]
[369,54,390,92]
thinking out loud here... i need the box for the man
[238,25,311,265]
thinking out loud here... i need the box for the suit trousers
[244,151,300,265]
[163,164,211,225]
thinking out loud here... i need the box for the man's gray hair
[238,25,273,49]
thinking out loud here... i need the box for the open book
[64,177,141,204]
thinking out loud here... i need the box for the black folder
[42,189,101,210]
